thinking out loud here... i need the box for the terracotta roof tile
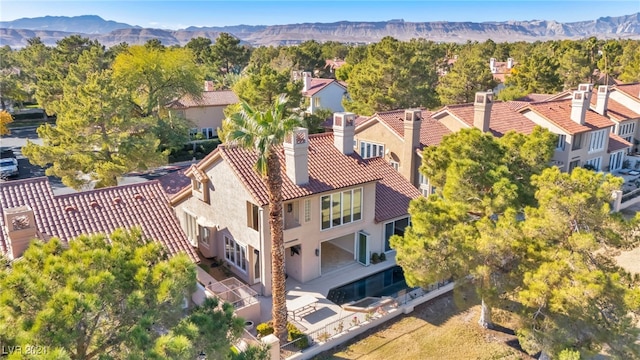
[168,90,238,108]
[589,93,640,122]
[364,157,421,222]
[438,101,537,137]
[359,109,452,148]
[517,93,555,103]
[303,78,347,97]
[523,99,615,135]
[218,133,383,206]
[0,178,197,261]
[614,83,640,101]
[608,133,633,153]
[156,169,192,195]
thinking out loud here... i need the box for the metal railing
[206,277,258,310]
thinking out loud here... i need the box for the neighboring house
[301,72,349,114]
[353,108,452,195]
[518,85,630,172]
[489,57,515,94]
[0,178,198,262]
[324,58,346,77]
[609,83,640,152]
[167,81,239,140]
[170,114,420,296]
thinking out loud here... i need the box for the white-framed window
[321,188,362,230]
[313,97,320,108]
[359,141,384,159]
[572,133,584,151]
[556,134,566,150]
[609,151,624,171]
[199,226,210,248]
[584,157,602,171]
[224,236,247,272]
[384,217,410,252]
[304,199,311,223]
[588,130,607,153]
[201,128,215,139]
[620,122,636,136]
[184,212,198,247]
[246,202,259,231]
[389,160,399,171]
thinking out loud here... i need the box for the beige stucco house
[518,85,631,172]
[170,113,420,296]
[301,72,348,115]
[167,81,239,140]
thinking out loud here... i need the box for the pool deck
[256,252,399,334]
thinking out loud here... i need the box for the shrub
[371,253,380,264]
[379,252,386,261]
[256,322,274,337]
[287,323,310,349]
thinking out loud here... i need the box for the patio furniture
[286,295,318,320]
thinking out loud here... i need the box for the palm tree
[223,94,301,343]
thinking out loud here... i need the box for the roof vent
[64,205,77,213]
[113,196,122,204]
[134,193,143,200]
[90,200,100,208]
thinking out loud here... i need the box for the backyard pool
[326,265,415,305]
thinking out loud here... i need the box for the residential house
[0,178,198,262]
[324,58,346,77]
[590,86,640,155]
[170,113,420,296]
[489,57,515,94]
[353,108,452,195]
[609,83,640,152]
[300,72,349,114]
[518,85,630,172]
[167,81,239,140]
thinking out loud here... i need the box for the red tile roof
[358,109,452,148]
[522,99,615,135]
[185,132,417,223]
[364,157,421,222]
[517,93,555,103]
[589,94,640,122]
[218,133,382,206]
[303,78,347,97]
[157,168,192,195]
[167,90,239,108]
[608,133,633,153]
[0,178,197,261]
[434,101,537,137]
[615,83,640,101]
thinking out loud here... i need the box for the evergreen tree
[437,47,497,105]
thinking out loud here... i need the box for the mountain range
[1,13,640,48]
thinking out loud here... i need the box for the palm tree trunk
[478,297,493,329]
[265,152,288,343]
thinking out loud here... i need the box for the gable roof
[364,157,421,222]
[303,78,347,97]
[615,83,640,101]
[517,93,555,103]
[357,109,452,148]
[167,90,239,109]
[177,132,418,223]
[521,99,615,135]
[589,93,640,122]
[0,178,197,262]
[433,101,537,137]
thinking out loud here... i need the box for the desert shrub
[256,322,274,337]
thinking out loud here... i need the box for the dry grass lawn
[315,289,534,360]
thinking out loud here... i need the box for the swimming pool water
[326,265,415,305]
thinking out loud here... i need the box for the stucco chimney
[595,85,609,116]
[333,112,356,155]
[283,128,309,185]
[3,205,38,259]
[507,58,514,69]
[570,91,588,125]
[473,91,493,133]
[204,80,214,92]
[489,58,497,73]
[402,109,422,185]
[302,72,312,93]
[578,83,594,103]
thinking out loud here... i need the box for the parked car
[0,148,19,179]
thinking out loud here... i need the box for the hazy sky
[2,1,639,29]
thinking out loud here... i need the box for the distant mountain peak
[1,13,639,48]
